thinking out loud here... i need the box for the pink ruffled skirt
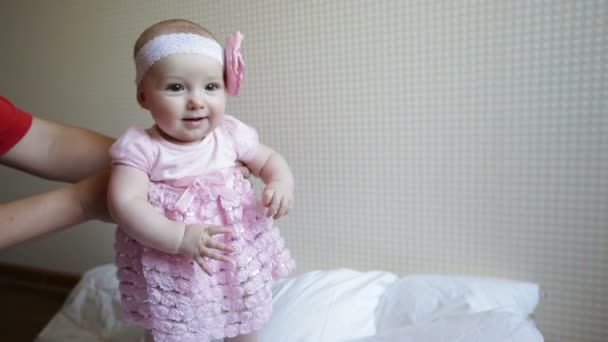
[115,168,295,342]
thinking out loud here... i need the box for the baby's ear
[136,89,147,109]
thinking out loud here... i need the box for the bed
[36,264,543,341]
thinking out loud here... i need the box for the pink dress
[110,115,295,342]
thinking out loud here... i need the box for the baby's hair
[133,19,217,59]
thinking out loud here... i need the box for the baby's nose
[188,94,205,109]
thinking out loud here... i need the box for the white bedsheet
[36,264,543,342]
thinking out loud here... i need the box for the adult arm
[0,98,115,248]
[1,116,113,182]
[0,170,110,249]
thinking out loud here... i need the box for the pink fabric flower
[225,31,245,96]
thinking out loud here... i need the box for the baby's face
[138,53,227,145]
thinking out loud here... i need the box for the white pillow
[38,266,542,342]
[262,269,398,341]
[38,265,398,342]
[374,274,541,332]
[350,311,544,342]
[47,264,143,341]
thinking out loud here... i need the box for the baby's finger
[205,225,234,236]
[280,197,293,218]
[275,199,290,219]
[194,256,213,276]
[205,239,235,253]
[267,195,281,218]
[203,249,233,263]
[262,188,275,207]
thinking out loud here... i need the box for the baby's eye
[166,83,184,92]
[205,83,221,91]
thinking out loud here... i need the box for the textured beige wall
[0,1,606,341]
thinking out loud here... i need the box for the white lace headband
[134,33,224,86]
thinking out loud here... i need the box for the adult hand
[72,170,114,223]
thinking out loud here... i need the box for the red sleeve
[0,96,33,155]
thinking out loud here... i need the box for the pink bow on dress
[172,171,238,213]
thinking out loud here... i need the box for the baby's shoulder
[111,126,159,161]
[220,114,256,135]
[218,114,259,162]
[220,114,242,131]
[119,126,153,141]
[116,126,162,148]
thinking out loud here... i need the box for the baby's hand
[262,181,294,219]
[179,224,235,275]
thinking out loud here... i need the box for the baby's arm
[108,165,186,253]
[245,144,294,219]
[108,165,234,272]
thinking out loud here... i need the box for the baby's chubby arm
[108,165,184,253]
[107,165,234,272]
[245,144,294,219]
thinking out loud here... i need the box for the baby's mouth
[183,117,206,122]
